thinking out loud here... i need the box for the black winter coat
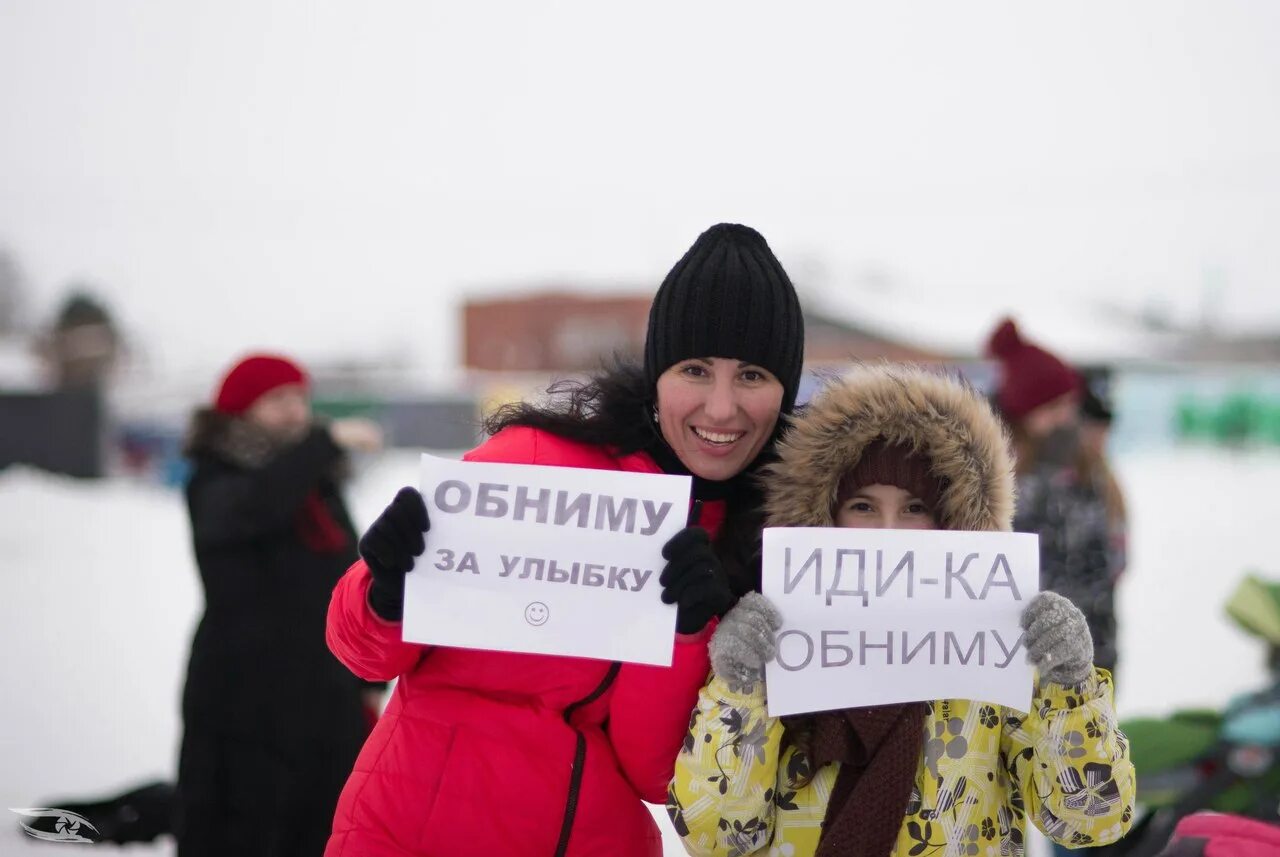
[1014,464,1120,674]
[178,416,369,857]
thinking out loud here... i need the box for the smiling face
[835,484,939,530]
[654,357,785,482]
[523,602,549,626]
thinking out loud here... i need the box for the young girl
[668,363,1135,857]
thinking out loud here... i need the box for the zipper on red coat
[552,661,622,857]
[553,493,700,853]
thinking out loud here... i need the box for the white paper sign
[763,527,1039,716]
[402,454,692,666]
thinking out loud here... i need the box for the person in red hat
[176,353,384,857]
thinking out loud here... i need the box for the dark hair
[484,358,776,597]
[483,359,656,453]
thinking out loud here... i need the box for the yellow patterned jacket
[667,366,1136,857]
[667,670,1134,857]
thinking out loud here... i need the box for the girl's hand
[710,592,782,692]
[1021,591,1095,686]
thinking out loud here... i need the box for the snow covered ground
[2,446,1275,855]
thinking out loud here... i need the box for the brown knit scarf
[808,703,928,857]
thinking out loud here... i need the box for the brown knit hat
[834,439,947,519]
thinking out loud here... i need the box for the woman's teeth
[693,427,744,445]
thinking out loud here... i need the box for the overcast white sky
[1,1,1277,379]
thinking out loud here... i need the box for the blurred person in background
[1080,381,1128,586]
[178,353,385,857]
[323,224,804,857]
[34,290,123,390]
[987,320,1127,857]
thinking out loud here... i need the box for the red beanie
[984,318,1081,423]
[214,354,308,415]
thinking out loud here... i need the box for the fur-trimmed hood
[761,363,1015,532]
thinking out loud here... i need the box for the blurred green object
[1119,573,1280,815]
[311,396,383,420]
[1172,391,1280,446]
[1212,392,1259,444]
[1225,574,1280,646]
[1174,396,1205,439]
[1122,712,1222,804]
[1262,401,1280,445]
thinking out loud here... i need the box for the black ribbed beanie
[644,224,805,412]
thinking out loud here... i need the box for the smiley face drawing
[524,601,550,627]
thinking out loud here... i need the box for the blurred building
[804,307,952,364]
[463,292,651,372]
[0,389,105,478]
[1173,331,1280,363]
[462,290,953,373]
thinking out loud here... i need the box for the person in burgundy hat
[985,318,1121,675]
[176,353,384,857]
[986,321,1128,857]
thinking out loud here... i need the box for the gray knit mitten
[709,592,783,693]
[1020,591,1095,686]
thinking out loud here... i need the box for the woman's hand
[659,527,736,634]
[330,417,385,454]
[360,487,429,621]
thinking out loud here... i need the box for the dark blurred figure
[34,290,122,390]
[987,320,1128,857]
[1080,380,1129,585]
[177,353,383,857]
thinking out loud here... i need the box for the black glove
[360,487,429,622]
[659,527,736,634]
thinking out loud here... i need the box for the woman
[179,353,384,857]
[668,363,1135,857]
[324,223,806,857]
[986,319,1123,678]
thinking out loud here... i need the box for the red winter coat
[324,427,725,857]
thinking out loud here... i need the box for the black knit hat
[644,224,805,412]
[1080,383,1114,424]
